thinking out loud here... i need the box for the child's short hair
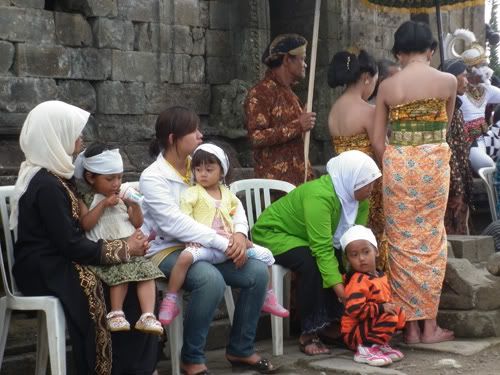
[83,142,110,159]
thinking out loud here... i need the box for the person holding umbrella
[244,34,316,187]
[372,20,456,344]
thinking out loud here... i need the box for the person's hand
[226,233,248,268]
[104,193,120,207]
[245,238,254,249]
[298,111,316,132]
[126,229,150,257]
[383,302,397,315]
[333,283,345,304]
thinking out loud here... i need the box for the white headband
[194,143,229,177]
[74,148,123,179]
[340,225,377,251]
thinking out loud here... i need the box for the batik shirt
[245,69,314,186]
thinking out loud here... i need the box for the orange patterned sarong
[384,98,451,321]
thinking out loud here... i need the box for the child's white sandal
[135,312,164,335]
[106,310,130,332]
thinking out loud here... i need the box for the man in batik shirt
[442,58,474,234]
[245,34,316,186]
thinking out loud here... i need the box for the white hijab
[9,101,90,229]
[326,150,381,249]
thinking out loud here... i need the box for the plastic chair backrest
[478,167,497,221]
[229,179,295,229]
[0,185,18,297]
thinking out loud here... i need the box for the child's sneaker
[261,289,290,318]
[158,297,180,325]
[135,313,164,335]
[354,345,392,367]
[378,344,404,362]
[106,310,130,332]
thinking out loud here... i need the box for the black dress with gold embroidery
[13,169,157,375]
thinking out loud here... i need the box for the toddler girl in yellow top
[158,143,289,325]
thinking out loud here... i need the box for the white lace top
[85,193,136,241]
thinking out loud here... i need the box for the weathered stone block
[440,258,500,311]
[0,77,57,113]
[118,0,159,22]
[0,141,24,179]
[134,23,152,52]
[93,114,156,142]
[0,41,14,73]
[173,0,200,26]
[188,56,205,83]
[150,23,173,52]
[92,18,134,50]
[487,252,500,276]
[0,7,55,44]
[56,80,96,112]
[448,235,495,263]
[59,0,117,17]
[144,83,210,114]
[159,53,172,82]
[209,0,230,29]
[173,25,193,54]
[95,81,145,114]
[9,0,44,8]
[55,12,92,47]
[0,113,27,136]
[70,48,112,80]
[170,54,190,83]
[206,30,231,57]
[111,51,160,82]
[192,27,205,55]
[199,0,209,28]
[207,56,235,84]
[438,309,500,338]
[15,44,71,78]
[124,143,154,171]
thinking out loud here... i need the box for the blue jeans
[159,250,268,364]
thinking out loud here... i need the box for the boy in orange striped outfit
[340,225,406,367]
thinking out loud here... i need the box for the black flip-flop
[227,357,280,374]
[180,369,211,375]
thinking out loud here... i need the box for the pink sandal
[158,297,180,325]
[261,290,289,318]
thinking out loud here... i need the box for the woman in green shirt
[252,150,381,355]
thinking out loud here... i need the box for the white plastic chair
[478,166,497,221]
[0,185,67,374]
[229,178,295,356]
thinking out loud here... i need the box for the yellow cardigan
[180,184,239,232]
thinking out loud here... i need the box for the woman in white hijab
[252,150,381,356]
[11,101,151,375]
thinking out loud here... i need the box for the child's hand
[333,283,345,304]
[383,303,397,315]
[104,193,120,207]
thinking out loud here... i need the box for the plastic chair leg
[45,302,67,375]
[0,300,11,369]
[35,311,48,375]
[168,292,183,375]
[224,286,235,325]
[270,267,284,356]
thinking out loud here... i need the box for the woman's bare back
[328,94,375,138]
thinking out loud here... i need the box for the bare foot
[421,326,454,344]
[299,335,331,356]
[404,321,421,344]
[180,362,208,375]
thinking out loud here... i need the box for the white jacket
[140,154,249,257]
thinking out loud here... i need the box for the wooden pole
[304,0,321,182]
[435,0,445,67]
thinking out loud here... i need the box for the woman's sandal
[106,310,130,332]
[227,357,280,374]
[135,312,164,335]
[299,337,331,356]
[180,369,211,375]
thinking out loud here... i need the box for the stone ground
[155,336,500,375]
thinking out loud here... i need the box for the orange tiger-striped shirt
[341,271,392,334]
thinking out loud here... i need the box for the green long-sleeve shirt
[251,175,369,288]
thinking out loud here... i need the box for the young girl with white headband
[158,143,289,325]
[74,143,164,335]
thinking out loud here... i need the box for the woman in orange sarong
[327,49,389,272]
[372,21,457,345]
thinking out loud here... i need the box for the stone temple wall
[0,0,485,185]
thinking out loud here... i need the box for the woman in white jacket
[140,106,277,375]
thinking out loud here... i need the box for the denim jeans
[159,250,268,364]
